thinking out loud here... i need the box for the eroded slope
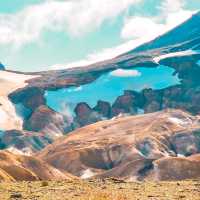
[38,109,200,181]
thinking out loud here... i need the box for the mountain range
[0,11,200,181]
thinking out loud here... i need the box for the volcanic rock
[111,91,142,116]
[74,102,101,127]
[9,87,46,111]
[0,130,53,154]
[142,88,162,113]
[93,100,111,118]
[24,105,72,137]
[162,86,200,114]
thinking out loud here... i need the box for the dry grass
[0,179,200,200]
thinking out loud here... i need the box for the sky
[0,0,199,72]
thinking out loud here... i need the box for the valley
[0,11,200,185]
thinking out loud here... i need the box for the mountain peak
[130,10,200,53]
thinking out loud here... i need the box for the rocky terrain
[38,109,200,181]
[0,11,200,183]
[0,179,200,200]
[0,150,74,181]
[0,109,200,182]
[0,129,54,154]
[5,11,200,135]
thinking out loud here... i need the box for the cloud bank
[121,0,194,40]
[0,0,196,71]
[50,39,148,70]
[50,0,195,70]
[0,0,141,47]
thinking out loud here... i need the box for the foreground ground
[0,179,200,200]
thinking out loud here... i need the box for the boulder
[111,90,142,116]
[24,105,72,137]
[162,86,200,114]
[74,102,101,127]
[93,100,111,118]
[9,87,46,111]
[142,88,162,113]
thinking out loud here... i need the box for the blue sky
[0,0,199,72]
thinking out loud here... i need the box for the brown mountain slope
[38,109,200,181]
[151,155,200,181]
[0,151,75,181]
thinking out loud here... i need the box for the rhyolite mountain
[0,11,200,181]
[38,109,200,181]
[0,150,75,181]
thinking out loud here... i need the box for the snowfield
[153,50,200,63]
[0,70,39,130]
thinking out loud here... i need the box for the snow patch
[127,176,137,182]
[0,71,35,84]
[168,117,191,126]
[0,97,24,130]
[0,108,8,124]
[0,71,39,130]
[177,154,185,158]
[81,169,96,179]
[7,146,32,156]
[153,50,199,63]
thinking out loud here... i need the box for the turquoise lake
[46,66,180,115]
[0,130,4,137]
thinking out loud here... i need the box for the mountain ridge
[130,11,200,53]
[0,11,200,182]
[37,109,200,181]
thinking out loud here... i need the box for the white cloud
[121,16,165,40]
[0,0,141,47]
[160,0,185,13]
[121,0,194,41]
[50,38,150,70]
[50,0,196,71]
[0,0,196,71]
[110,69,141,77]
